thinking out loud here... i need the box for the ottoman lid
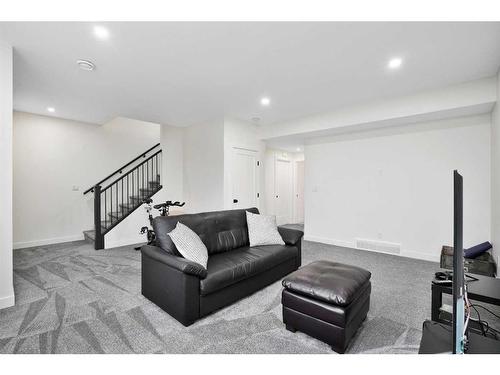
[282,261,371,306]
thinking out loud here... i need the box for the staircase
[83,144,162,250]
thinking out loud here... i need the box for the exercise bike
[134,199,185,250]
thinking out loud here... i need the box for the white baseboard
[304,235,439,263]
[104,236,143,249]
[401,250,440,263]
[304,235,354,249]
[0,294,15,310]
[14,233,142,251]
[13,234,84,250]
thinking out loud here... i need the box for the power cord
[467,303,500,339]
[469,305,486,336]
[469,304,500,320]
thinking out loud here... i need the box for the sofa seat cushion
[282,261,371,307]
[200,245,298,296]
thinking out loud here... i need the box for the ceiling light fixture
[77,59,96,71]
[296,147,301,152]
[93,25,110,40]
[251,117,261,123]
[388,57,403,69]
[47,107,55,113]
[260,97,271,106]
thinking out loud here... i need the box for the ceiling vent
[77,59,95,71]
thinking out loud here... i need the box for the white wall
[0,42,14,309]
[159,117,265,215]
[491,70,500,268]
[13,112,160,249]
[183,120,225,213]
[305,115,491,262]
[224,118,266,211]
[262,77,496,140]
[160,124,184,204]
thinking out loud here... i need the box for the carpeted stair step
[119,202,139,212]
[129,195,142,203]
[83,230,95,243]
[130,193,154,203]
[139,187,156,196]
[101,220,114,230]
[83,221,112,242]
[108,211,125,221]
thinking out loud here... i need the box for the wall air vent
[356,238,401,255]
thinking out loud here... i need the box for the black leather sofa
[141,207,303,326]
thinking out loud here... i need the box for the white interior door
[231,149,257,210]
[275,158,292,225]
[294,160,305,223]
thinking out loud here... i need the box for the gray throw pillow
[168,222,208,269]
[246,211,285,247]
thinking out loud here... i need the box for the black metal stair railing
[84,145,162,250]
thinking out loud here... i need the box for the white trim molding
[304,235,354,249]
[104,236,143,250]
[304,235,440,263]
[13,234,84,250]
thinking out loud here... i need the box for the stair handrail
[83,143,161,195]
[101,149,162,192]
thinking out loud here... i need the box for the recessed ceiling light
[47,107,55,113]
[296,147,301,152]
[388,57,403,69]
[93,25,110,40]
[251,117,261,123]
[77,59,95,71]
[260,97,271,106]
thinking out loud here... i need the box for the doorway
[275,158,293,225]
[230,148,258,210]
[294,160,305,223]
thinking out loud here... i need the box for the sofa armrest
[141,245,207,279]
[278,226,304,246]
[278,227,303,268]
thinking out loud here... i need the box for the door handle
[233,199,238,203]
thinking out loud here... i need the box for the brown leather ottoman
[281,260,371,353]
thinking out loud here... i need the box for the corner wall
[13,113,160,249]
[183,120,225,213]
[161,118,266,215]
[491,70,500,269]
[160,124,184,203]
[305,115,491,262]
[0,42,14,309]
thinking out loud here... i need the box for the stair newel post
[94,185,105,250]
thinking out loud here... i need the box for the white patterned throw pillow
[246,211,285,247]
[167,222,208,269]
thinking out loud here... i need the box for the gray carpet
[1,239,441,354]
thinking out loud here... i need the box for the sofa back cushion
[153,207,259,256]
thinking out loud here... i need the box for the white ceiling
[1,22,500,126]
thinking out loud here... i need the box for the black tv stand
[419,320,500,354]
[431,273,500,323]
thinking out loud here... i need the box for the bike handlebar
[153,201,186,209]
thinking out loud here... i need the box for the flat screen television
[452,170,465,354]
